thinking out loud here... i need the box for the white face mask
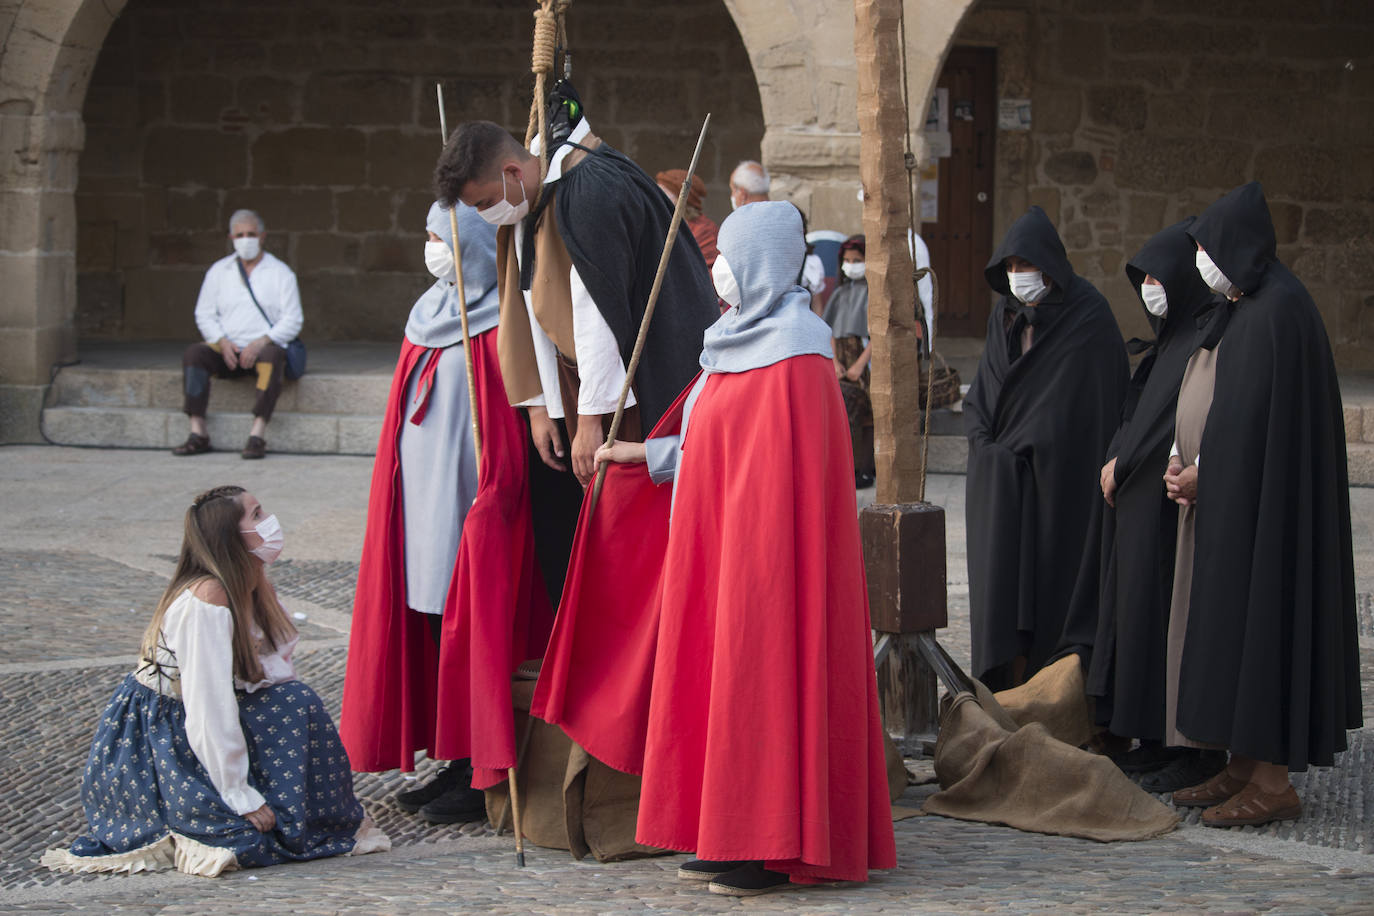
[233,236,261,261]
[1141,282,1169,318]
[712,254,742,308]
[1007,268,1048,304]
[841,261,867,281]
[424,240,455,281]
[241,514,284,564]
[1195,249,1237,297]
[478,171,530,226]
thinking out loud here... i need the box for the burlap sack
[923,692,1178,842]
[992,653,1093,747]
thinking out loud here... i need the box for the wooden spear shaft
[436,84,484,461]
[587,113,711,511]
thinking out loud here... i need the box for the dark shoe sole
[418,806,487,825]
[678,859,751,881]
[1202,806,1301,828]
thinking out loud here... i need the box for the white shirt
[155,588,299,815]
[194,252,304,349]
[801,253,825,298]
[515,118,636,419]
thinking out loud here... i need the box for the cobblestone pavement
[2,446,1373,913]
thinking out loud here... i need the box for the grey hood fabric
[699,202,834,374]
[405,202,501,348]
[822,277,870,338]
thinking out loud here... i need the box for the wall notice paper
[925,88,949,133]
[999,98,1031,131]
[924,130,952,159]
[920,161,939,223]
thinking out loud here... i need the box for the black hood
[1125,218,1216,336]
[1188,181,1276,295]
[984,206,1075,296]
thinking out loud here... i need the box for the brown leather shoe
[1170,769,1247,807]
[1201,782,1302,828]
[172,433,211,456]
[241,435,267,459]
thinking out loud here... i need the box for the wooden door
[922,46,996,339]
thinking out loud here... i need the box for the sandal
[1201,782,1301,828]
[1170,769,1247,807]
[172,433,211,456]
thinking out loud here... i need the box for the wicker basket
[918,351,961,411]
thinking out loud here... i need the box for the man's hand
[595,440,647,470]
[239,335,270,369]
[572,416,606,488]
[219,338,241,371]
[244,803,275,833]
[527,406,566,472]
[1100,457,1118,507]
[1163,456,1197,506]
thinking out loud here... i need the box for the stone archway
[723,0,979,232]
[0,0,127,441]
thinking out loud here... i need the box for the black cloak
[551,144,719,431]
[964,206,1129,689]
[1177,182,1361,769]
[1085,219,1215,737]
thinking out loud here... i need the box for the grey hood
[699,202,834,374]
[405,201,500,348]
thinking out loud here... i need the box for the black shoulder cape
[1177,182,1361,768]
[1085,219,1215,737]
[964,206,1129,688]
[552,144,719,430]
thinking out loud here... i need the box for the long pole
[437,84,484,461]
[587,113,711,511]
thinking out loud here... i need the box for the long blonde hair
[141,485,296,684]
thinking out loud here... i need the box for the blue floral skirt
[43,674,388,877]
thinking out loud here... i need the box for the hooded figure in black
[1162,182,1361,826]
[964,206,1128,690]
[1085,220,1214,775]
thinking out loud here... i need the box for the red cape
[340,331,552,780]
[534,355,896,883]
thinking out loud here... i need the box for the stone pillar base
[0,384,46,444]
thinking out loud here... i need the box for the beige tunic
[1165,343,1225,749]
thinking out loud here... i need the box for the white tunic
[142,588,299,815]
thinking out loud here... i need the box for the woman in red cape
[536,202,895,896]
[340,203,552,820]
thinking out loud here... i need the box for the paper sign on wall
[920,161,939,223]
[998,99,1031,131]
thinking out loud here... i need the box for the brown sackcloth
[992,652,1093,748]
[924,690,1179,842]
[485,681,911,862]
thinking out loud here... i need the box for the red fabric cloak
[340,330,552,780]
[534,354,895,883]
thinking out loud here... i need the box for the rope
[524,0,570,206]
[897,0,937,503]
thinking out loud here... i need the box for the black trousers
[182,341,286,421]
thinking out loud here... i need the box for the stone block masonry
[75,0,764,344]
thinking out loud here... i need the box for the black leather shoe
[1112,741,1186,774]
[1139,749,1227,794]
[396,760,471,813]
[419,785,488,824]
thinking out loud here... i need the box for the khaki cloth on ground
[485,681,910,862]
[924,657,1179,842]
[992,652,1093,747]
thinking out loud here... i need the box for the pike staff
[436,83,484,459]
[588,113,712,511]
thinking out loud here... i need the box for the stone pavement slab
[2,445,1373,914]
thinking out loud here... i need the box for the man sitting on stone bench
[173,209,304,460]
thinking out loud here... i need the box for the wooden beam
[855,0,922,505]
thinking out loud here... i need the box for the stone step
[41,406,382,455]
[47,365,391,416]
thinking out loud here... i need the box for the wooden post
[855,0,943,753]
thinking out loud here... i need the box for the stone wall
[75,0,764,342]
[960,0,1374,361]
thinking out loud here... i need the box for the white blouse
[147,588,299,815]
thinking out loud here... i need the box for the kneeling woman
[44,486,388,877]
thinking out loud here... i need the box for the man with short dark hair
[174,209,302,460]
